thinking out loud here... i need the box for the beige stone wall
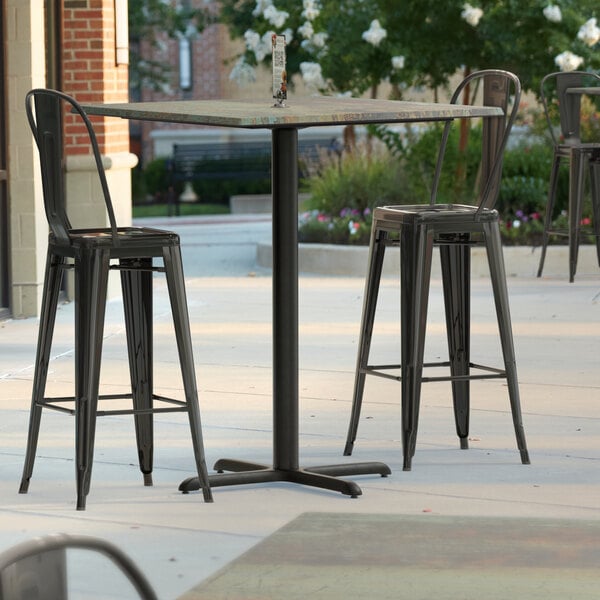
[65,153,136,230]
[5,0,47,318]
[63,151,137,299]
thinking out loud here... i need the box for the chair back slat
[27,92,71,246]
[541,71,600,146]
[479,73,514,211]
[26,89,121,246]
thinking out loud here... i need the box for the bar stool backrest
[430,69,522,215]
[0,534,158,599]
[25,89,120,248]
[540,71,600,147]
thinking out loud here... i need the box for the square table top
[80,95,502,130]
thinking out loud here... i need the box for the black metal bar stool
[19,89,212,509]
[0,534,158,599]
[536,71,600,282]
[344,70,530,471]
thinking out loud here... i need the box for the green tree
[222,0,599,99]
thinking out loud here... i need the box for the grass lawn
[132,202,230,218]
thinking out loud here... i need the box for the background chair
[537,71,600,282]
[344,70,530,471]
[19,89,212,509]
[0,534,157,599]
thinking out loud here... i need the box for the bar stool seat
[344,70,530,471]
[19,89,212,509]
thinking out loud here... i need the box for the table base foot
[178,459,391,498]
[214,458,270,473]
[305,462,391,478]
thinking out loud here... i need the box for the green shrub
[142,157,182,202]
[139,155,271,205]
[498,175,547,217]
[298,140,404,245]
[299,209,372,245]
[131,164,147,205]
[191,154,271,203]
[305,141,406,215]
[132,202,229,218]
[370,122,484,205]
[403,124,483,205]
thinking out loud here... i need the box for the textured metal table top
[80,95,502,129]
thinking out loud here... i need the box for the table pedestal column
[179,127,390,498]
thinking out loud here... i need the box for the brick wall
[62,0,129,156]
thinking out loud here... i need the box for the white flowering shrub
[543,4,562,24]
[461,3,483,27]
[300,62,326,90]
[392,56,405,70]
[577,18,600,47]
[554,50,584,72]
[220,0,599,101]
[362,19,387,47]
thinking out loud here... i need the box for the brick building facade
[63,0,130,155]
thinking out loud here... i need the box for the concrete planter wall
[257,242,599,279]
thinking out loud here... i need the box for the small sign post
[272,34,287,107]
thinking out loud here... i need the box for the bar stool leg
[537,153,561,278]
[569,149,586,282]
[484,223,530,465]
[19,252,65,494]
[400,225,433,471]
[344,227,388,456]
[121,258,154,486]
[440,242,471,450]
[589,156,600,267]
[163,246,213,502]
[75,248,110,510]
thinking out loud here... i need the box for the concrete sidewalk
[0,216,599,598]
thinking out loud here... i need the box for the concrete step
[257,242,600,279]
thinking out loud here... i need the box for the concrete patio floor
[0,216,598,598]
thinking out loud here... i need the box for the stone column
[6,0,47,317]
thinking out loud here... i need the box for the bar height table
[81,96,502,497]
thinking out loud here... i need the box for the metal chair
[344,70,530,471]
[536,71,600,282]
[19,89,212,509]
[0,534,157,599]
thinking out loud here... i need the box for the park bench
[166,137,340,214]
